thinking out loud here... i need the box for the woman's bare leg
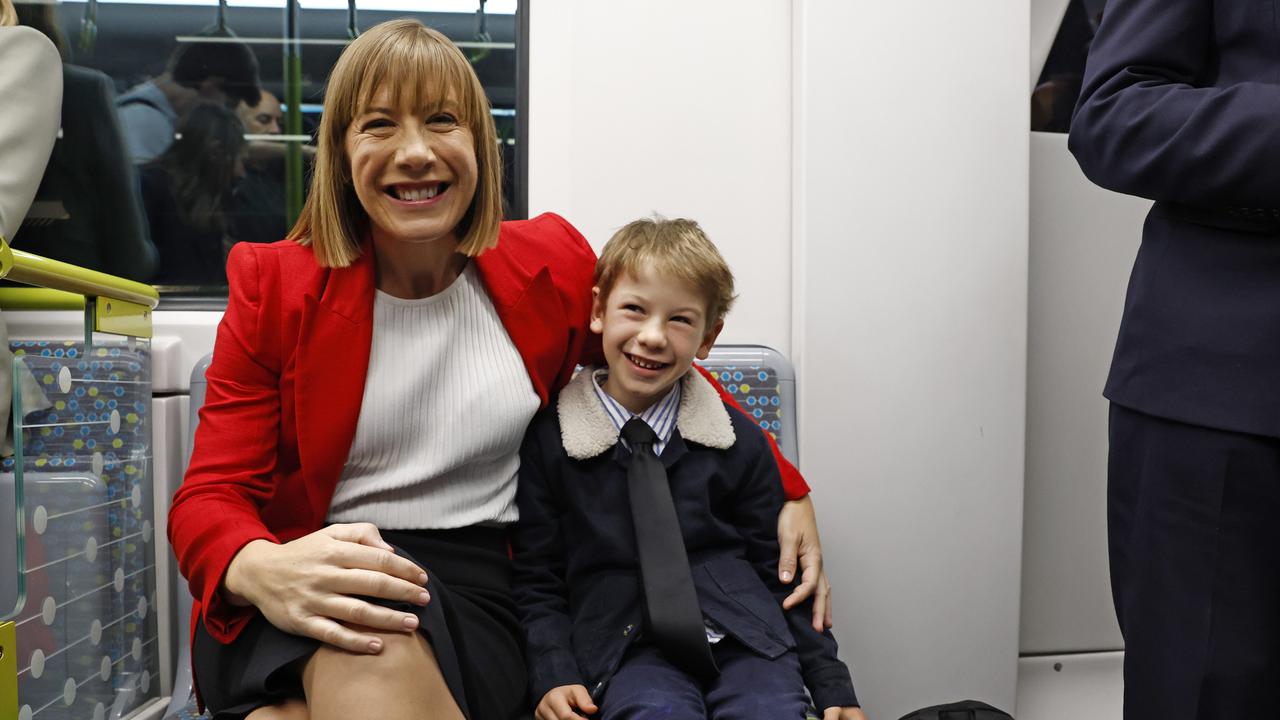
[302,625,465,720]
[246,698,309,720]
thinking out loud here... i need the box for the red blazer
[170,212,809,645]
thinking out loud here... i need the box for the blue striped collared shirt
[590,367,681,456]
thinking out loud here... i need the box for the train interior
[2,0,1145,718]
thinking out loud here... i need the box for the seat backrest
[163,353,212,719]
[699,345,798,465]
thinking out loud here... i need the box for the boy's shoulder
[524,400,566,452]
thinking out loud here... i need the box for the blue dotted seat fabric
[7,339,160,720]
[704,365,788,454]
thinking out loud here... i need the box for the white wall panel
[795,1,1029,715]
[1016,652,1122,720]
[1019,133,1146,653]
[526,0,794,354]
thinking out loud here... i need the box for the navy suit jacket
[1069,0,1280,436]
[511,369,856,712]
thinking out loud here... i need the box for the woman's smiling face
[345,84,478,250]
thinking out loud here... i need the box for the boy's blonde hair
[287,19,502,267]
[595,217,737,326]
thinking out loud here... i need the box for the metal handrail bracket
[0,236,158,340]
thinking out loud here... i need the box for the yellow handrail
[0,287,87,310]
[0,244,158,309]
[0,234,159,339]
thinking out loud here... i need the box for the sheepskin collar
[557,365,736,460]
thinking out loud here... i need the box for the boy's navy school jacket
[511,367,857,711]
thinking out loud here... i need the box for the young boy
[512,217,864,720]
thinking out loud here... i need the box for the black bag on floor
[898,700,1013,720]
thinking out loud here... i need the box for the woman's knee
[306,627,432,683]
[302,628,463,720]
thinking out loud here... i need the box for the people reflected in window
[12,1,157,281]
[116,30,261,165]
[140,103,247,286]
[240,88,283,136]
[233,89,289,245]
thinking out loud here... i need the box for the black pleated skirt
[192,527,528,720]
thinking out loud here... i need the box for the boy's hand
[823,706,868,720]
[537,684,598,720]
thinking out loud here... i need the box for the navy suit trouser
[1109,404,1280,720]
[600,638,810,720]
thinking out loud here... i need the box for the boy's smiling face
[591,263,723,415]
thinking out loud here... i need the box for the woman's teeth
[394,185,442,201]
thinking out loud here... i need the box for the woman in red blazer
[170,19,828,720]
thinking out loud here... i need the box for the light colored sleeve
[0,26,62,243]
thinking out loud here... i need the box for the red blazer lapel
[476,244,569,407]
[295,250,375,512]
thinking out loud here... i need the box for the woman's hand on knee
[536,685,597,720]
[223,523,431,654]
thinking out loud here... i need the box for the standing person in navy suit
[512,218,863,720]
[1070,1,1280,718]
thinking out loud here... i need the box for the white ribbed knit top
[326,262,539,528]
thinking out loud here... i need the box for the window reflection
[13,0,157,281]
[141,102,245,285]
[11,0,518,298]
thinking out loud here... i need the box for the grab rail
[0,235,159,340]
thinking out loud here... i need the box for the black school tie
[621,417,719,679]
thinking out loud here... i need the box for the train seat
[164,345,799,719]
[5,338,162,720]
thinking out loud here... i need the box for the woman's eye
[362,118,392,130]
[428,113,458,126]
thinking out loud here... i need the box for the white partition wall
[792,2,1029,715]
[531,2,1032,717]
[525,0,795,355]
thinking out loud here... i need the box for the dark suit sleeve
[85,71,158,281]
[1069,0,1280,207]
[727,411,858,711]
[510,419,584,701]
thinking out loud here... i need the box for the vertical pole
[284,0,304,226]
[514,0,529,220]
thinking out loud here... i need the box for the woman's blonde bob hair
[287,19,503,266]
[0,0,17,27]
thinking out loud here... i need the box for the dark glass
[11,1,519,302]
[1031,0,1104,133]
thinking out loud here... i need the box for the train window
[1031,0,1102,133]
[11,0,520,305]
